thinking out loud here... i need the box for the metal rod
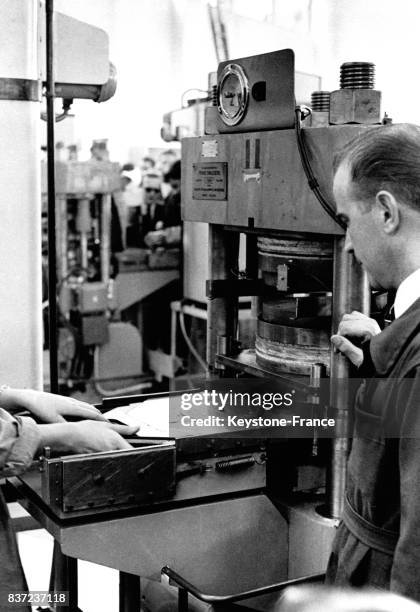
[100,194,112,284]
[57,196,68,280]
[46,0,59,393]
[328,237,370,518]
[163,566,324,604]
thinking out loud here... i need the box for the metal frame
[162,566,325,611]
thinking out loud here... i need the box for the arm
[0,408,40,476]
[0,387,106,423]
[144,225,181,248]
[390,368,420,600]
[0,408,138,478]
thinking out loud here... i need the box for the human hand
[331,311,381,368]
[144,230,166,247]
[336,311,381,342]
[1,388,106,424]
[38,420,138,454]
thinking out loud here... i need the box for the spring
[215,455,255,472]
[311,91,330,112]
[340,62,375,89]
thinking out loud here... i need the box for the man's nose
[344,230,354,253]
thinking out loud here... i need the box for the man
[144,161,181,248]
[0,387,136,610]
[325,123,420,600]
[141,171,165,241]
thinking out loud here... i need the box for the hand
[144,230,166,247]
[0,388,106,423]
[331,311,381,368]
[331,335,364,367]
[337,311,381,342]
[38,420,139,454]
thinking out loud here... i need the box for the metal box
[182,125,376,235]
[78,282,108,313]
[19,440,177,520]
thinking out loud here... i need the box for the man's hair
[334,123,420,211]
[164,160,181,182]
[142,156,155,167]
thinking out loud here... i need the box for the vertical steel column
[328,236,370,518]
[206,225,239,374]
[119,572,141,612]
[76,198,92,272]
[57,196,68,281]
[0,0,42,388]
[46,0,59,393]
[100,194,112,284]
[49,541,80,611]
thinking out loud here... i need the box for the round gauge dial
[217,63,249,126]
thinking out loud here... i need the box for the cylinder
[328,237,370,519]
[100,194,112,284]
[0,0,42,388]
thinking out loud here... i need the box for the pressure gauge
[217,63,249,126]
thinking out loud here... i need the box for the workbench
[10,476,288,612]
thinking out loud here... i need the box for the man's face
[143,177,163,207]
[158,153,177,175]
[169,178,181,194]
[333,163,388,290]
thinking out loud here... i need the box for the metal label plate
[192,162,227,200]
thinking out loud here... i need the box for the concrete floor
[11,503,120,612]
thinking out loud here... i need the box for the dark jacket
[326,297,420,600]
[0,409,40,610]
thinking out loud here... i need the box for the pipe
[100,194,112,284]
[46,0,59,393]
[328,237,370,518]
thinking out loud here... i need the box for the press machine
[181,49,382,528]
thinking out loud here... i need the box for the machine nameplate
[192,162,227,200]
[201,140,218,157]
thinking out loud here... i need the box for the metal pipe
[328,237,370,518]
[76,198,91,271]
[100,194,112,284]
[57,196,68,280]
[46,0,59,393]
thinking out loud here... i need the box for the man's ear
[375,190,400,234]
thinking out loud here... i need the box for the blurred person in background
[157,149,179,198]
[140,155,156,174]
[144,160,181,248]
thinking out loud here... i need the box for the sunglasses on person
[145,187,161,193]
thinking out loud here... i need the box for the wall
[52,0,217,163]
[50,1,419,163]
[50,0,329,163]
[324,0,420,123]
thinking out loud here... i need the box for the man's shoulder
[370,299,420,375]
